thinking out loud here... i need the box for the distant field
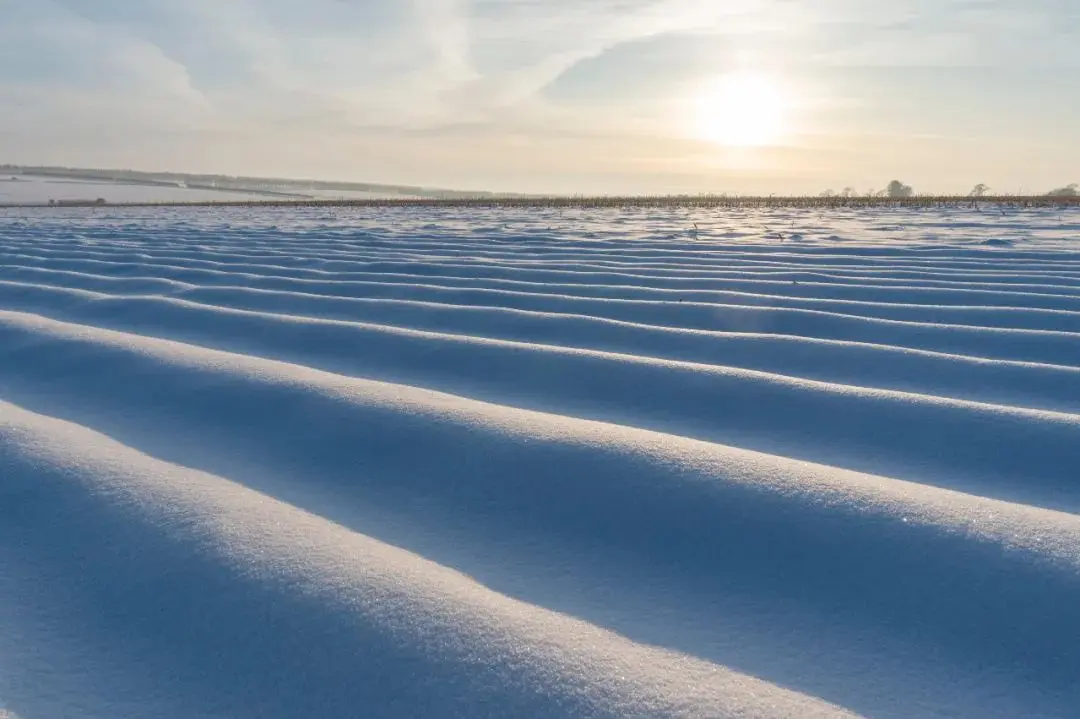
[0,174,423,205]
[0,174,278,204]
[3,187,1077,210]
[0,166,487,203]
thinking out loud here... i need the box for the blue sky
[1,0,1077,194]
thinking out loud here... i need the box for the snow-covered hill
[1,205,1079,717]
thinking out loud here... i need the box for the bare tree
[886,180,914,198]
[1047,183,1078,197]
[969,184,990,197]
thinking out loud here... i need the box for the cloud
[0,0,803,135]
[807,0,1080,68]
[0,2,212,137]
[0,0,1077,194]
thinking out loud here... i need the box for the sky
[0,0,1077,195]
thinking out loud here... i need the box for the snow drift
[1,205,1079,718]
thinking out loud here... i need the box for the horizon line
[6,195,1079,211]
[4,164,1077,203]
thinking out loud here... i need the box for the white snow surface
[0,175,277,204]
[1,205,1079,718]
[0,176,420,204]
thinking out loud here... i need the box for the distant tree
[1047,183,1078,197]
[840,187,856,197]
[819,189,835,197]
[969,183,990,197]
[886,180,914,198]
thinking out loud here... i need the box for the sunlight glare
[696,72,788,148]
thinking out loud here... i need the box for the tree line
[820,181,1077,199]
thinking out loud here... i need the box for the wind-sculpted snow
[1,206,1079,718]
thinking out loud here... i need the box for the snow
[1,204,1079,718]
[0,175,423,204]
[0,175,283,204]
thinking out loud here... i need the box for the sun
[696,72,788,148]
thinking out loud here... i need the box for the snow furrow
[1,400,857,719]
[6,250,1080,315]
[1,325,1079,718]
[3,280,1079,416]
[2,206,1079,718]
[4,260,1079,333]
[7,243,1080,292]
[2,265,1079,368]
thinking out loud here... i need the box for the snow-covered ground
[0,175,284,204]
[0,204,1078,718]
[302,187,424,201]
[0,175,424,204]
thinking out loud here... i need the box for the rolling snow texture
[1,205,1079,718]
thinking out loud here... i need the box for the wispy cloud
[0,0,1076,193]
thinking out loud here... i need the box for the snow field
[1,205,1079,717]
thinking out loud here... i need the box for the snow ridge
[1,205,1079,718]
